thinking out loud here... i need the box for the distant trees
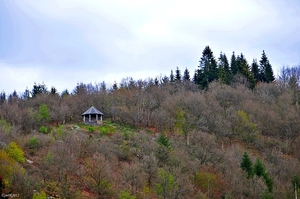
[240,152,273,195]
[183,68,190,81]
[278,65,300,106]
[190,46,274,89]
[195,46,218,89]
[31,82,48,98]
[260,50,275,83]
[240,152,254,179]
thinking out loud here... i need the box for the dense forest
[1,46,300,198]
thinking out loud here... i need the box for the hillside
[1,74,300,198]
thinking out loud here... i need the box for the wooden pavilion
[82,106,103,124]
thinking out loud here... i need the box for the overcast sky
[1,0,299,94]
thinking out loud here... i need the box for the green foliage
[251,59,260,82]
[262,189,273,199]
[155,145,170,167]
[183,67,190,81]
[39,126,48,133]
[118,141,132,161]
[240,152,254,179]
[32,191,47,199]
[156,169,178,199]
[0,151,15,182]
[29,136,39,149]
[241,153,273,193]
[218,53,232,84]
[118,190,136,199]
[157,133,171,150]
[45,152,54,166]
[38,103,50,121]
[101,126,107,135]
[263,173,273,193]
[175,108,185,134]
[5,142,25,163]
[193,170,218,197]
[31,82,47,98]
[170,70,174,82]
[234,110,259,146]
[197,46,218,89]
[254,158,266,177]
[259,50,275,83]
[0,119,12,134]
[57,125,63,136]
[88,126,94,133]
[175,67,181,82]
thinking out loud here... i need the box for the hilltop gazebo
[82,106,103,124]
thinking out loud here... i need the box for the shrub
[101,127,107,135]
[5,142,25,163]
[29,136,39,149]
[118,190,136,199]
[32,191,47,199]
[39,126,48,134]
[88,126,94,133]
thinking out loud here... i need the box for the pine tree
[251,59,260,82]
[31,82,48,98]
[61,89,70,98]
[154,77,159,86]
[183,67,190,81]
[253,158,266,177]
[236,54,256,89]
[264,63,275,83]
[230,52,238,75]
[263,172,273,193]
[175,67,181,82]
[157,133,171,151]
[218,65,226,84]
[218,53,232,84]
[240,152,254,179]
[260,51,275,83]
[193,70,198,84]
[198,46,218,89]
[0,91,6,104]
[50,87,58,96]
[162,75,169,84]
[23,88,30,99]
[112,82,118,90]
[170,70,175,82]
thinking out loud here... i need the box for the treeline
[1,45,274,99]
[163,46,275,90]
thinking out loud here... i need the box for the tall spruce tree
[175,67,181,82]
[259,50,275,83]
[170,70,175,82]
[0,91,5,104]
[236,54,256,89]
[240,152,254,179]
[230,52,238,75]
[193,70,198,84]
[197,46,218,89]
[218,53,232,84]
[251,59,260,82]
[183,67,190,81]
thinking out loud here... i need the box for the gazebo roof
[82,106,103,116]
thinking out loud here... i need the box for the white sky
[0,0,300,94]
